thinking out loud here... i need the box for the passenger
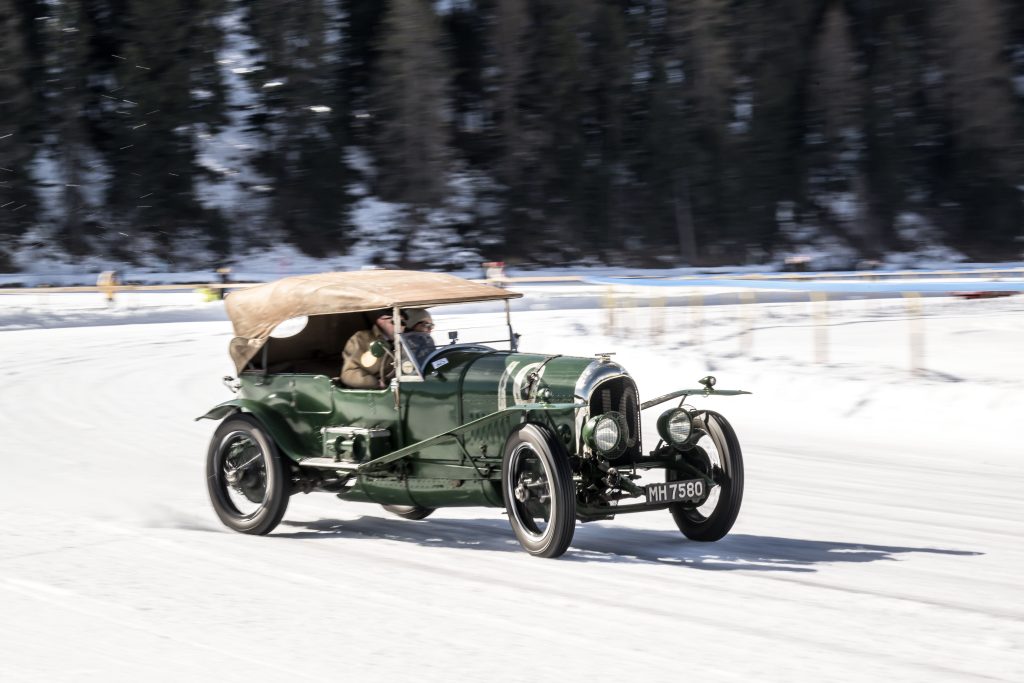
[400,308,437,364]
[401,308,435,336]
[341,310,397,389]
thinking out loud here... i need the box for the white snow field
[1,285,1022,682]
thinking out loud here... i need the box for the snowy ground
[1,286,1022,681]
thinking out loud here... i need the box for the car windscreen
[398,331,438,376]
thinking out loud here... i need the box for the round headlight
[593,416,620,452]
[583,412,625,457]
[657,408,694,447]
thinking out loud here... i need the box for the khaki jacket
[340,325,394,389]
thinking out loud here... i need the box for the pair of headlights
[582,407,696,458]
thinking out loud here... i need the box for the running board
[298,457,361,471]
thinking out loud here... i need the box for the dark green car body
[203,347,613,510]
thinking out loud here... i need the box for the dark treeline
[0,0,1022,270]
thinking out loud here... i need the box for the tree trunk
[673,171,698,264]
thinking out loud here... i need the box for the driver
[340,310,397,389]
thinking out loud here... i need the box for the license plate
[645,479,706,504]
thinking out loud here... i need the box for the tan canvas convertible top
[225,270,521,372]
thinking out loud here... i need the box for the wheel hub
[224,440,267,504]
[235,468,266,503]
[685,446,712,478]
[514,473,549,503]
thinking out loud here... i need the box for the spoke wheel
[668,410,744,542]
[381,504,435,521]
[206,415,290,535]
[501,424,575,558]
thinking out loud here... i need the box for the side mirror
[448,330,458,345]
[369,340,392,359]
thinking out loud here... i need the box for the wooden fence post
[604,286,617,336]
[902,291,924,376]
[810,291,829,364]
[649,296,666,343]
[689,291,703,348]
[740,290,757,355]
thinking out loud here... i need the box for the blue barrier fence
[584,277,1024,293]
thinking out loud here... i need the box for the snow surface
[1,286,1022,681]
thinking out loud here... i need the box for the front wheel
[501,424,576,558]
[206,414,290,535]
[668,410,743,542]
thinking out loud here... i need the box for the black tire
[501,424,576,558]
[668,410,744,542]
[381,504,436,521]
[206,414,290,535]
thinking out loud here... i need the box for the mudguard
[196,399,308,462]
[640,387,751,411]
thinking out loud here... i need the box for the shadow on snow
[275,515,981,572]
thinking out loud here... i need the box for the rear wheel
[206,414,290,535]
[668,410,743,542]
[501,424,576,558]
[381,504,435,521]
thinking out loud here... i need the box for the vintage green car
[199,271,749,558]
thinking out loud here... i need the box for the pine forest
[0,0,1022,271]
